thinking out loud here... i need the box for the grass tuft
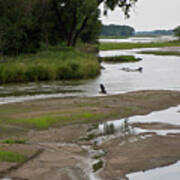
[0,151,27,162]
[1,139,26,144]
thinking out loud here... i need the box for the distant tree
[174,26,180,40]
[101,25,135,37]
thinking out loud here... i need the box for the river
[0,46,180,104]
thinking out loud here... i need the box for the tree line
[101,24,135,37]
[0,0,138,55]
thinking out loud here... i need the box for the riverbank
[100,40,180,50]
[0,46,100,84]
[0,90,180,179]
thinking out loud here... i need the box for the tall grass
[0,46,100,84]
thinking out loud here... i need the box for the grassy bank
[139,51,180,56]
[0,46,100,84]
[100,40,180,50]
[99,55,142,63]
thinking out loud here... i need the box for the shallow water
[127,161,180,180]
[0,47,180,104]
[129,105,180,126]
[94,105,180,144]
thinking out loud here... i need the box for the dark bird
[100,84,107,94]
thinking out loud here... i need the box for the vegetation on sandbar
[99,55,142,63]
[1,139,26,144]
[100,40,180,50]
[0,151,27,162]
[139,51,180,56]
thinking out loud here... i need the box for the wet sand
[0,90,180,179]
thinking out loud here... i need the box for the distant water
[99,36,178,43]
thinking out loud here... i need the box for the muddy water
[1,46,180,104]
[127,161,180,180]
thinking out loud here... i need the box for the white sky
[100,0,180,31]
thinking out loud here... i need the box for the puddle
[91,105,180,144]
[127,161,180,180]
[129,105,180,126]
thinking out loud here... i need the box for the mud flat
[0,90,180,179]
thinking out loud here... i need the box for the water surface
[99,36,177,43]
[127,161,180,180]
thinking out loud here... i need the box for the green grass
[100,40,180,50]
[99,55,142,63]
[139,51,180,56]
[0,151,26,162]
[5,111,108,129]
[0,46,100,84]
[1,139,26,144]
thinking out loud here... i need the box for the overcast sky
[100,0,180,31]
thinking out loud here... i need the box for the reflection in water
[101,119,133,136]
[94,106,180,144]
[127,161,180,180]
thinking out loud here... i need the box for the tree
[0,0,42,55]
[174,26,180,40]
[0,0,138,55]
[53,0,138,46]
[80,10,102,43]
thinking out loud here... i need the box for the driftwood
[121,67,143,72]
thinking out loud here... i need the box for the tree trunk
[72,16,89,47]
[67,8,77,46]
